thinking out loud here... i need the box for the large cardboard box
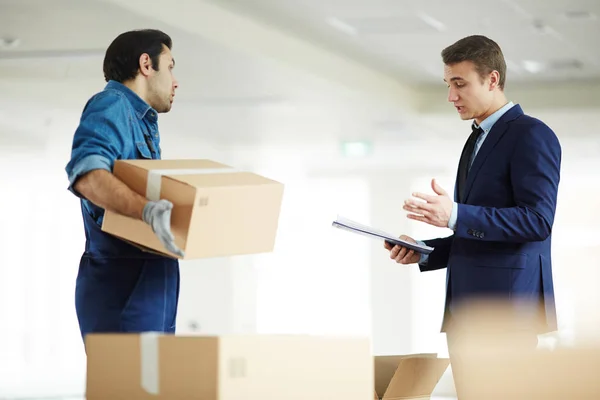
[101,159,284,260]
[374,354,450,399]
[85,333,374,400]
[456,344,600,399]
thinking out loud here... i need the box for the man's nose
[448,88,458,102]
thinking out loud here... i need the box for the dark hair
[103,29,172,83]
[441,35,507,90]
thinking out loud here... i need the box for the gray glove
[142,199,185,258]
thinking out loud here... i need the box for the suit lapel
[462,104,523,203]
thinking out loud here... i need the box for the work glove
[142,199,185,258]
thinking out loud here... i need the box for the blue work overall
[65,81,180,341]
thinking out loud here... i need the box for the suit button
[479,232,485,238]
[467,229,474,235]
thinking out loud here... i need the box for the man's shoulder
[508,108,550,129]
[81,87,131,115]
[509,112,561,150]
[510,112,557,136]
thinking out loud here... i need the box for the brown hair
[441,35,507,90]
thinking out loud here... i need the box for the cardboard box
[85,333,374,400]
[374,353,450,399]
[456,344,600,399]
[101,159,284,260]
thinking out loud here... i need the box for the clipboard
[331,216,434,255]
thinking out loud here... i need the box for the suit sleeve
[419,235,454,272]
[456,122,561,243]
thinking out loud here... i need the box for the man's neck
[475,94,509,125]
[122,79,150,106]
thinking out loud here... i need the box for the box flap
[374,354,449,399]
[119,159,232,171]
[117,159,279,189]
[168,172,279,189]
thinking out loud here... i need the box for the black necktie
[457,124,483,203]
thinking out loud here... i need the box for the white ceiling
[0,0,300,104]
[210,0,600,85]
[0,0,424,146]
[0,0,598,150]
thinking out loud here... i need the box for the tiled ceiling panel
[211,0,600,84]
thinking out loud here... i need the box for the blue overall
[65,81,180,341]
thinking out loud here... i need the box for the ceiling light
[563,11,597,21]
[530,20,561,37]
[505,59,523,73]
[417,13,446,32]
[549,59,583,70]
[0,37,20,49]
[326,17,358,36]
[340,140,373,158]
[522,60,545,74]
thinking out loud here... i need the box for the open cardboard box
[374,353,450,399]
[85,333,374,400]
[101,159,284,260]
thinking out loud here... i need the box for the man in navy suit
[384,35,561,397]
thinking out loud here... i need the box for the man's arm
[74,169,147,220]
[65,92,184,257]
[456,123,561,243]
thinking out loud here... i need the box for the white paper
[331,216,434,254]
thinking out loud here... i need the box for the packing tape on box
[140,332,161,395]
[146,167,239,201]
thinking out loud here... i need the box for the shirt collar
[105,80,158,122]
[473,101,515,133]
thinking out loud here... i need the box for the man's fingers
[390,245,400,258]
[391,245,406,260]
[400,249,415,264]
[407,214,429,224]
[395,247,409,263]
[411,192,437,203]
[403,203,434,217]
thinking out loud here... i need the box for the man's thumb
[431,178,447,196]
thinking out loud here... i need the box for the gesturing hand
[403,178,453,228]
[142,199,185,258]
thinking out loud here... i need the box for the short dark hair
[103,29,172,83]
[441,35,507,90]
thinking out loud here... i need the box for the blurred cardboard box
[101,159,284,260]
[85,333,373,400]
[374,353,449,399]
[457,345,600,399]
[447,298,600,399]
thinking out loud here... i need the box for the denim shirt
[65,80,163,258]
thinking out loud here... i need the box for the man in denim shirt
[65,29,183,340]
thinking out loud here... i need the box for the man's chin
[158,104,172,113]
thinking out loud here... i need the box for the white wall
[2,100,600,398]
[1,59,600,400]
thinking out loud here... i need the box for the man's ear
[489,70,500,91]
[138,53,153,77]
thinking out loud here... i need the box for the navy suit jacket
[421,104,561,334]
